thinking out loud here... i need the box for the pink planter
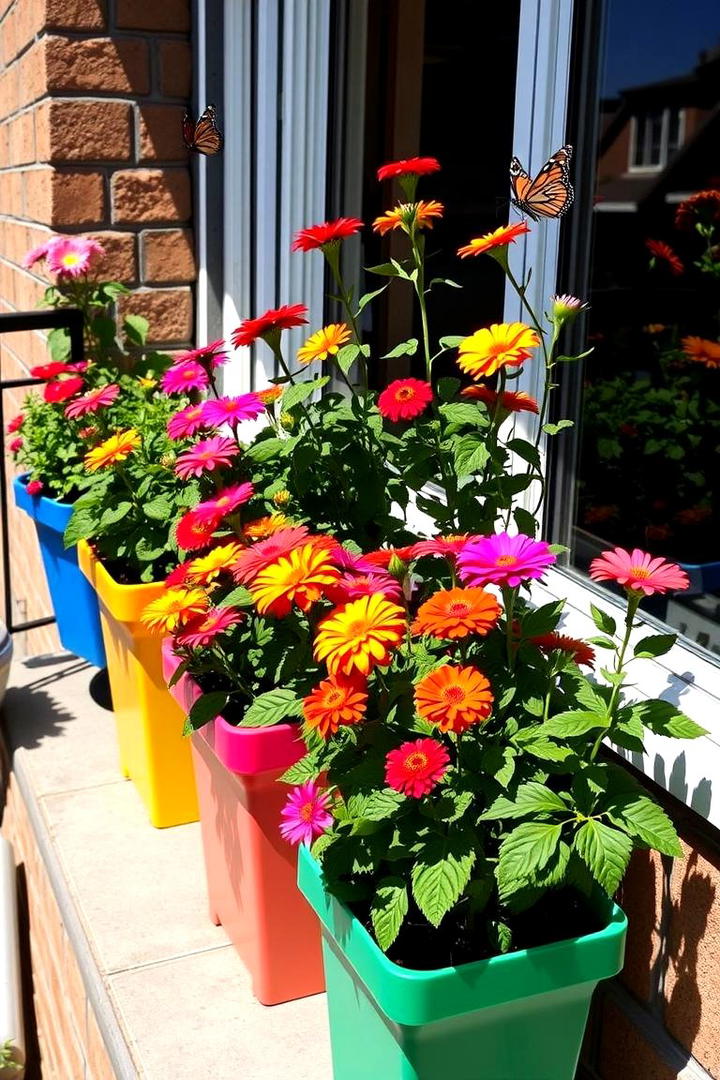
[161,641,325,1005]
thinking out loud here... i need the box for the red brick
[89,230,136,283]
[35,99,132,162]
[115,0,189,32]
[118,286,192,343]
[14,39,48,108]
[1,7,18,65]
[141,228,194,282]
[12,0,45,57]
[9,110,35,165]
[45,34,150,94]
[112,168,191,224]
[21,167,106,225]
[159,40,192,98]
[137,103,188,161]
[45,0,106,30]
[597,997,675,1080]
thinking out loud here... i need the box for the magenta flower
[9,437,23,453]
[174,607,245,648]
[327,571,404,605]
[173,339,228,369]
[193,482,255,525]
[200,394,265,428]
[161,360,210,394]
[45,236,104,278]
[64,383,120,419]
[590,547,689,597]
[279,782,333,846]
[23,241,52,269]
[26,480,44,495]
[167,403,208,440]
[458,532,556,588]
[174,436,240,479]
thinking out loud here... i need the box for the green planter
[298,846,627,1080]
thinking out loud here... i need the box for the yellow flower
[313,593,407,676]
[297,323,352,366]
[372,200,444,236]
[273,490,291,507]
[141,587,209,634]
[84,428,141,471]
[457,322,540,380]
[249,542,340,617]
[137,375,157,389]
[243,514,291,540]
[185,542,244,585]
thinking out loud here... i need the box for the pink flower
[44,376,84,403]
[23,241,52,269]
[279,782,333,846]
[173,339,228,368]
[200,394,265,428]
[9,437,23,453]
[167,403,208,440]
[411,535,470,560]
[174,436,239,479]
[161,360,209,394]
[175,607,245,648]
[193,482,255,525]
[378,378,433,423]
[589,547,689,596]
[385,738,450,798]
[326,571,403,605]
[26,480,44,495]
[175,509,217,551]
[64,383,120,419]
[45,236,104,278]
[232,526,310,583]
[6,414,23,433]
[458,532,556,588]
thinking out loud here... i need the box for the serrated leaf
[522,737,575,762]
[245,437,286,463]
[497,822,562,899]
[543,710,609,738]
[47,326,71,362]
[63,506,100,547]
[606,794,683,857]
[590,604,616,636]
[480,781,568,820]
[370,878,408,950]
[240,688,303,728]
[453,435,490,477]
[144,495,173,520]
[283,376,330,411]
[217,585,254,608]
[362,789,405,821]
[521,599,565,638]
[357,284,387,313]
[278,755,319,785]
[100,501,132,527]
[365,261,404,277]
[411,831,476,927]
[574,819,632,894]
[542,420,574,435]
[629,700,707,739]
[123,313,149,345]
[336,343,360,375]
[188,691,228,731]
[382,338,418,360]
[633,633,676,659]
[437,377,460,402]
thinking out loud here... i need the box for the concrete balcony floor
[1,654,333,1079]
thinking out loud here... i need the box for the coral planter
[162,640,324,1005]
[78,541,198,828]
[13,474,106,668]
[298,846,627,1080]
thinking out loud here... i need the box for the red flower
[378,378,433,422]
[30,362,75,379]
[292,217,364,252]
[44,376,84,403]
[377,157,441,182]
[6,414,23,433]
[26,480,43,495]
[9,438,22,453]
[231,304,308,348]
[461,385,539,414]
[165,562,192,586]
[363,545,415,568]
[385,738,450,798]
[175,508,217,551]
[645,238,683,276]
[532,632,595,668]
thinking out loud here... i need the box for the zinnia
[174,607,244,648]
[44,376,84,403]
[373,200,444,236]
[256,385,283,405]
[313,593,406,676]
[681,336,720,370]
[385,738,450,798]
[457,322,540,380]
[297,324,352,365]
[645,238,683,276]
[292,217,364,251]
[185,542,245,585]
[279,782,333,846]
[326,571,403,605]
[84,428,141,471]
[461,385,539,414]
[174,436,239,479]
[64,384,120,419]
[303,673,368,738]
[249,542,340,617]
[457,221,530,258]
[30,362,75,379]
[412,586,501,640]
[161,360,209,394]
[140,587,209,634]
[193,482,254,525]
[175,508,218,551]
[458,533,556,588]
[377,157,441,181]
[589,547,689,596]
[231,304,308,348]
[167,403,207,440]
[232,526,310,583]
[415,664,493,733]
[200,394,265,427]
[242,514,292,540]
[532,632,595,668]
[378,378,433,422]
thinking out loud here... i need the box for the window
[630,107,683,171]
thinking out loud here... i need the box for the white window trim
[627,106,685,174]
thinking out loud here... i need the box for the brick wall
[0,0,195,655]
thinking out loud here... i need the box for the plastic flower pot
[298,846,627,1080]
[13,474,106,668]
[77,541,198,828]
[162,640,324,1005]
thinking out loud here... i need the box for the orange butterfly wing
[183,105,224,156]
[510,145,573,221]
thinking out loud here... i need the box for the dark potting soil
[354,888,605,971]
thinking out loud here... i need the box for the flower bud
[549,294,588,328]
[279,411,295,430]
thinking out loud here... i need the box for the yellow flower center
[346,620,369,638]
[61,253,81,266]
[396,387,415,401]
[496,555,517,566]
[442,684,466,705]
[629,567,651,579]
[405,751,428,771]
[324,688,345,708]
[447,601,471,617]
[300,802,315,822]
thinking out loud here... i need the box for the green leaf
[240,688,303,728]
[370,878,408,950]
[365,261,405,277]
[361,789,405,821]
[480,781,568,820]
[513,507,537,536]
[481,744,516,787]
[590,604,616,636]
[123,313,149,346]
[629,700,707,739]
[521,600,565,638]
[411,831,476,927]
[574,819,632,894]
[453,435,490,477]
[587,636,616,650]
[542,420,574,435]
[278,755,319,785]
[47,327,71,363]
[217,585,254,608]
[497,822,562,899]
[440,402,488,428]
[283,376,330,411]
[382,338,418,360]
[438,335,465,350]
[100,502,132,527]
[144,495,173,521]
[63,506,99,547]
[543,710,609,738]
[522,737,575,762]
[245,437,286,463]
[336,343,360,375]
[357,284,388,313]
[507,438,541,469]
[606,794,683,857]
[633,633,677,659]
[187,691,228,732]
[437,377,460,402]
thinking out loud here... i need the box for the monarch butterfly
[183,104,224,156]
[509,145,574,221]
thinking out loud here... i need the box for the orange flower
[415,664,493,733]
[532,632,595,668]
[314,593,406,676]
[140,587,209,634]
[372,200,444,236]
[185,542,244,585]
[256,385,283,405]
[303,673,368,738]
[645,238,683,276]
[457,322,540,380]
[297,323,352,366]
[457,221,530,258]
[682,336,720,370]
[412,587,501,640]
[249,542,340,617]
[84,428,141,471]
[461,385,539,414]
[243,513,291,540]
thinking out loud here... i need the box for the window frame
[628,105,685,174]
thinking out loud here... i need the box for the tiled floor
[2,654,333,1079]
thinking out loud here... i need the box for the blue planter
[13,474,106,668]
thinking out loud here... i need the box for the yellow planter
[78,541,199,828]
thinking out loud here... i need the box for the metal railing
[0,308,84,634]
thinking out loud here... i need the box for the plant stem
[590,592,641,761]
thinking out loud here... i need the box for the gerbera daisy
[457,221,530,258]
[589,547,689,596]
[410,535,470,560]
[193,482,255,526]
[45,236,104,277]
[185,542,245,585]
[64,383,120,419]
[161,360,210,394]
[6,414,23,433]
[461,385,539,414]
[140,586,209,634]
[303,672,368,738]
[174,436,239,479]
[256,385,283,406]
[681,336,720,370]
[279,782,333,846]
[84,428,141,471]
[313,593,407,676]
[412,586,501,640]
[200,393,265,427]
[297,324,352,366]
[232,526,310,583]
[645,238,683,276]
[458,532,556,589]
[23,240,52,269]
[250,542,340,617]
[385,738,450,798]
[175,508,218,551]
[326,571,404,605]
[242,514,293,541]
[373,200,444,236]
[30,362,75,379]
[165,562,192,586]
[377,157,441,181]
[173,339,228,368]
[231,304,308,348]
[174,607,245,648]
[378,378,433,422]
[532,632,595,668]
[363,545,415,569]
[44,376,85,403]
[674,190,720,230]
[457,322,540,380]
[415,664,493,733]
[292,217,364,252]
[167,403,208,440]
